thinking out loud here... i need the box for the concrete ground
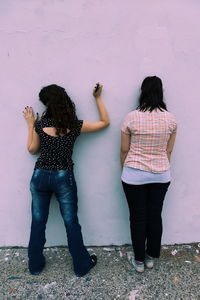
[0,243,199,300]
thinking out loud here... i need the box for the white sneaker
[145,256,155,269]
[127,252,144,273]
[130,258,145,273]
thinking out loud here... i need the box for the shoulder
[164,111,177,133]
[127,109,139,117]
[36,117,52,126]
[123,110,139,121]
[164,111,177,122]
[121,110,138,133]
[35,118,54,133]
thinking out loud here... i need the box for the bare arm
[81,83,110,133]
[120,131,131,166]
[166,132,177,161]
[23,106,40,154]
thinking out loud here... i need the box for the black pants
[122,181,170,262]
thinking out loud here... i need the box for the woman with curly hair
[120,76,177,273]
[23,83,109,277]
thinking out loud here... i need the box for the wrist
[94,96,102,101]
[28,123,35,129]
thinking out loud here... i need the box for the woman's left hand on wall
[23,106,38,127]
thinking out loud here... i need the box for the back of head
[39,84,66,106]
[138,76,167,112]
[39,84,78,135]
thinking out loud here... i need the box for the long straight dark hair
[39,84,78,136]
[137,76,167,112]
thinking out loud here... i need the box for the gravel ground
[0,243,199,300]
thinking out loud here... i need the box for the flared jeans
[28,169,92,276]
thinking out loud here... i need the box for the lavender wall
[0,0,199,246]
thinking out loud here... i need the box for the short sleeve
[172,122,177,133]
[169,114,177,134]
[121,114,131,135]
[34,120,41,134]
[73,120,83,136]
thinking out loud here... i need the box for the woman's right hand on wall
[93,82,103,98]
[81,83,110,133]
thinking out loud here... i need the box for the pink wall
[0,0,200,246]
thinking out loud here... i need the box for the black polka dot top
[34,118,83,170]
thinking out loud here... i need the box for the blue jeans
[28,169,92,276]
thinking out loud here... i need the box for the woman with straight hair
[23,83,109,277]
[120,76,177,273]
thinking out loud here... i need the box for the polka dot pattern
[34,118,83,170]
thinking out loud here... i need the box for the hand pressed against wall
[22,106,40,154]
[23,106,38,127]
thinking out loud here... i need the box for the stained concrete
[0,243,199,300]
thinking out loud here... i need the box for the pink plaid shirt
[121,109,177,173]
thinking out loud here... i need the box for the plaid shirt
[121,109,177,173]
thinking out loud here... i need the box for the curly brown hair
[39,84,79,136]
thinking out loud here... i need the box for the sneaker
[129,258,144,273]
[145,255,155,269]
